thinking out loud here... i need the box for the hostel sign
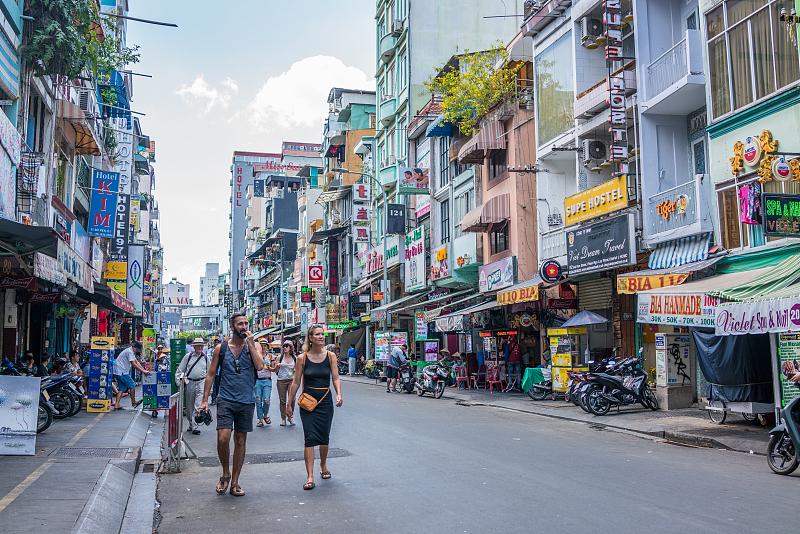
[564,176,628,225]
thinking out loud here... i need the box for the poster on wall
[778,333,800,407]
[424,340,439,362]
[397,166,430,195]
[0,376,41,455]
[87,336,115,412]
[404,226,426,292]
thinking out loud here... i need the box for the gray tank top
[218,342,256,404]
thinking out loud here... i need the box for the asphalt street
[156,379,799,534]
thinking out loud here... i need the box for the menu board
[778,333,800,407]
[87,337,115,412]
[424,340,439,362]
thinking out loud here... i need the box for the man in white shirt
[114,342,150,410]
[177,337,209,434]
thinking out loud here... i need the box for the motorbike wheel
[50,390,76,419]
[37,403,53,433]
[528,386,549,401]
[434,381,446,399]
[66,390,83,416]
[587,389,611,416]
[767,434,799,475]
[578,388,593,413]
[642,387,659,411]
[416,383,425,396]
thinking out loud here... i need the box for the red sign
[329,239,339,295]
[372,291,384,302]
[28,292,61,303]
[111,287,135,314]
[308,265,323,287]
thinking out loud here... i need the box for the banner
[88,170,120,237]
[617,273,689,294]
[715,297,800,336]
[637,292,718,328]
[109,195,130,262]
[404,226,426,292]
[127,245,145,315]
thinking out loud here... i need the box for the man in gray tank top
[199,312,264,497]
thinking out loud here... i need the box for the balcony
[642,30,705,115]
[540,228,567,264]
[379,33,397,64]
[575,66,637,120]
[379,95,396,125]
[645,174,713,246]
[378,157,397,186]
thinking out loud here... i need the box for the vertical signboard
[169,338,187,395]
[88,170,120,237]
[87,336,115,412]
[110,194,130,262]
[127,245,145,315]
[404,226,426,292]
[604,0,629,178]
[778,333,800,407]
[328,239,339,295]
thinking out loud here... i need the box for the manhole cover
[50,447,129,459]
[197,448,351,467]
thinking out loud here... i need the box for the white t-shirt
[115,347,136,376]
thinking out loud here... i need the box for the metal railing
[646,30,702,100]
[647,178,698,236]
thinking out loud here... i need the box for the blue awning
[648,233,711,270]
[425,114,453,137]
[97,70,131,128]
[0,22,20,98]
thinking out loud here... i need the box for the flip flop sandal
[264,417,271,425]
[216,475,231,495]
[256,420,264,427]
[280,420,287,426]
[303,481,315,490]
[320,471,332,480]
[230,484,245,497]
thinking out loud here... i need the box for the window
[453,188,473,239]
[490,221,509,254]
[535,32,574,145]
[396,117,407,161]
[438,137,450,188]
[386,63,395,96]
[396,48,408,92]
[369,113,376,129]
[387,128,395,160]
[440,199,450,243]
[706,0,800,119]
[489,150,507,180]
[416,136,431,170]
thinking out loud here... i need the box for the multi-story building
[161,278,192,339]
[199,262,220,306]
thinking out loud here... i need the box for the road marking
[0,412,107,513]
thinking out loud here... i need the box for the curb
[71,460,137,534]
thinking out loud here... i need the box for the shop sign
[375,331,407,361]
[57,241,93,293]
[105,261,127,281]
[497,283,539,306]
[604,0,629,179]
[778,334,800,407]
[539,259,562,283]
[431,244,450,280]
[33,253,65,286]
[511,313,538,329]
[372,291,384,302]
[386,204,406,234]
[452,233,478,269]
[328,239,339,295]
[616,273,689,294]
[564,176,628,226]
[566,213,635,275]
[478,256,516,293]
[0,276,35,290]
[28,292,61,303]
[308,264,323,287]
[366,235,401,275]
[424,340,439,362]
[636,292,718,327]
[92,241,104,281]
[730,129,782,183]
[404,226,426,292]
[715,297,800,336]
[327,321,358,330]
[547,298,577,310]
[88,170,120,237]
[109,195,130,263]
[108,280,127,297]
[772,156,792,181]
[352,226,369,243]
[126,245,144,315]
[763,193,800,237]
[415,311,428,341]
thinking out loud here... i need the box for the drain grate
[197,448,351,467]
[50,447,130,459]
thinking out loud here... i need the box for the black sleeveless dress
[299,353,334,447]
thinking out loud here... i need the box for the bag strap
[218,342,228,379]
[186,353,205,378]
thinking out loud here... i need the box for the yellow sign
[86,399,112,413]
[108,281,127,296]
[616,273,689,294]
[547,327,587,336]
[497,284,539,305]
[90,336,116,350]
[105,261,127,280]
[564,175,628,226]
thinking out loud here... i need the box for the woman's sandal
[215,475,231,495]
[264,416,271,425]
[320,471,332,480]
[230,483,245,497]
[256,419,264,427]
[303,481,315,490]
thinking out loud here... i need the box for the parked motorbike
[42,373,82,419]
[364,359,381,380]
[337,358,350,376]
[416,359,450,398]
[585,357,659,415]
[566,358,619,412]
[767,383,800,475]
[399,363,415,394]
[38,389,55,433]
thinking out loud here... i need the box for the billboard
[404,226,426,292]
[398,166,430,195]
[127,245,145,315]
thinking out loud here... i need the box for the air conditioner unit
[582,139,607,163]
[77,88,96,115]
[391,18,404,36]
[580,18,603,48]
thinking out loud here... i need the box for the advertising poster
[415,312,428,341]
[763,193,800,237]
[404,226,426,292]
[424,340,439,362]
[0,376,41,455]
[637,292,718,328]
[715,297,800,335]
[169,339,187,395]
[479,256,516,293]
[88,170,120,237]
[778,333,800,407]
[127,245,145,315]
[398,166,430,195]
[87,336,115,412]
[375,331,408,361]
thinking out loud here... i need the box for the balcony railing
[540,228,567,262]
[647,178,699,236]
[646,30,703,101]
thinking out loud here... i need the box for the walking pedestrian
[254,340,273,427]
[177,338,209,435]
[198,313,264,497]
[276,340,296,426]
[113,342,149,410]
[347,343,358,376]
[386,343,407,392]
[286,325,343,490]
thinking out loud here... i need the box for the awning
[254,328,278,339]
[638,267,771,298]
[707,255,800,302]
[433,298,499,322]
[57,99,101,156]
[92,282,134,315]
[425,114,454,137]
[368,292,427,320]
[647,233,711,269]
[716,238,800,274]
[433,299,498,332]
[617,256,723,294]
[457,118,506,163]
[497,276,542,305]
[309,226,348,244]
[0,219,59,262]
[316,187,350,204]
[424,292,483,321]
[395,288,473,313]
[459,194,510,232]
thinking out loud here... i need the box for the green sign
[169,338,187,395]
[764,193,800,237]
[327,321,358,330]
[779,333,800,407]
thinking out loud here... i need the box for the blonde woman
[286,325,343,490]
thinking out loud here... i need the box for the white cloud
[247,55,374,130]
[176,75,239,114]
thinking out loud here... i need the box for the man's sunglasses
[233,359,241,374]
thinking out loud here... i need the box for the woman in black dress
[287,325,343,490]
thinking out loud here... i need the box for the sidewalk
[0,396,161,534]
[340,375,770,455]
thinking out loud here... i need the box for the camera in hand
[194,408,213,426]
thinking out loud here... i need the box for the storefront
[496,277,543,367]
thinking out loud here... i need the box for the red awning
[459,193,510,233]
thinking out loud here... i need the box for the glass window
[439,137,450,188]
[490,221,509,254]
[397,117,407,161]
[489,150,507,180]
[708,36,730,116]
[416,137,431,169]
[535,32,574,145]
[440,199,450,244]
[774,0,800,88]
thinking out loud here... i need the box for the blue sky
[127,0,375,300]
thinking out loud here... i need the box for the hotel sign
[564,176,628,226]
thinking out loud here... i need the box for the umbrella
[560,310,608,328]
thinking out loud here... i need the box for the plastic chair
[454,366,469,389]
[471,364,487,389]
[486,366,503,394]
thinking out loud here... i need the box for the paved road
[156,379,798,534]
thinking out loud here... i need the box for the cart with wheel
[704,399,773,425]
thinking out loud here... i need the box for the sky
[126,1,375,301]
